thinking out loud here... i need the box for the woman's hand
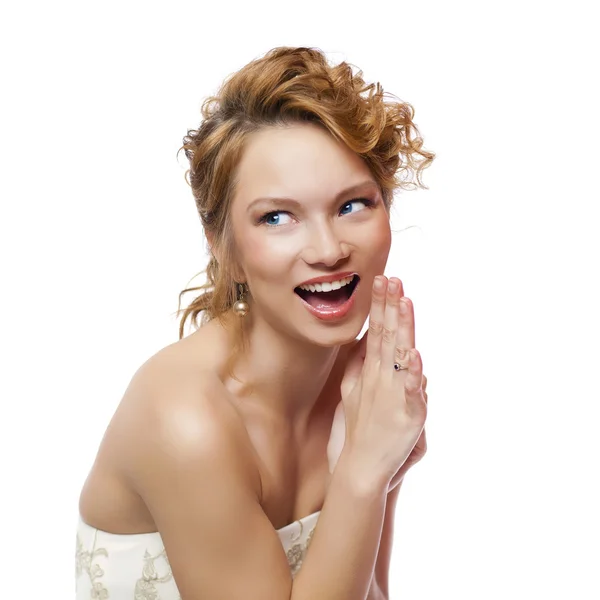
[326,275,428,492]
[328,373,428,492]
[387,374,428,491]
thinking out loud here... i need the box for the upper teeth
[298,275,355,293]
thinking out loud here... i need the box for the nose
[302,221,350,267]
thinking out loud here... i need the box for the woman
[76,46,434,600]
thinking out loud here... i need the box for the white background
[1,1,598,598]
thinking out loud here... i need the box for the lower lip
[295,279,360,322]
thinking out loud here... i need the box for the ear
[205,231,216,258]
[232,266,247,284]
[205,232,227,272]
[206,234,246,284]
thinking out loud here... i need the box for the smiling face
[228,121,392,346]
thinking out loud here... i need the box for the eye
[339,197,374,216]
[258,210,292,227]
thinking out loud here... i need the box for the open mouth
[294,275,360,309]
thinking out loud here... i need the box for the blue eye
[259,211,292,227]
[258,197,375,227]
[339,198,372,215]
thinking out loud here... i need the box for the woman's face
[229,122,392,347]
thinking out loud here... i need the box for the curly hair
[175,46,434,378]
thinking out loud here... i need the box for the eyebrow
[246,180,380,213]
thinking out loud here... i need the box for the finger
[422,374,428,391]
[397,279,405,298]
[340,335,368,398]
[356,330,368,359]
[395,296,416,360]
[348,330,368,361]
[381,277,402,374]
[404,349,425,408]
[365,276,387,367]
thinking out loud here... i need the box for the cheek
[375,220,392,255]
[354,217,392,259]
[239,232,297,282]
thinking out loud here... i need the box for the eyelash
[257,197,376,227]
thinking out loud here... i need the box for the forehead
[232,123,375,206]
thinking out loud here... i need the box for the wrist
[335,447,391,498]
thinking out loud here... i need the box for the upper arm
[123,361,293,600]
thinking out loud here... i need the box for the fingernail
[388,281,398,293]
[373,277,384,291]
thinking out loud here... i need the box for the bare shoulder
[117,340,261,498]
[111,341,293,598]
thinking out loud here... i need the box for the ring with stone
[394,348,411,371]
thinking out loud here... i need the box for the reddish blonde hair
[176,46,434,375]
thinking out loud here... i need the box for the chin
[297,316,365,349]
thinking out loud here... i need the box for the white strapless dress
[75,510,321,599]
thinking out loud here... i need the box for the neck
[224,311,348,432]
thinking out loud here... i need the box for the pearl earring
[233,283,249,317]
